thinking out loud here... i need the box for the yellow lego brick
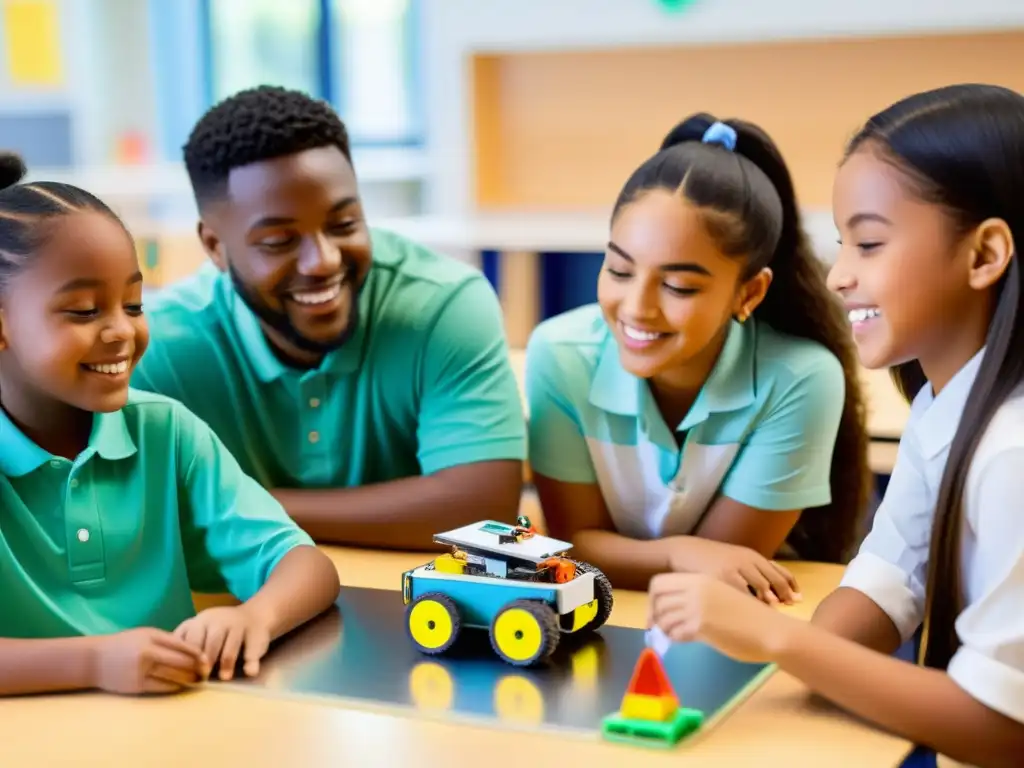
[433,554,466,574]
[620,692,679,722]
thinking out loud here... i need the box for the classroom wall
[470,30,1024,211]
[418,0,1024,217]
[0,0,162,168]
[6,1,1024,295]
[0,0,90,166]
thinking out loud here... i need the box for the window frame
[198,0,423,148]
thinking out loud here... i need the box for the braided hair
[0,152,128,293]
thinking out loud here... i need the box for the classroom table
[0,546,913,767]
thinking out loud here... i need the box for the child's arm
[533,473,799,599]
[651,446,1024,766]
[234,544,340,642]
[808,586,903,654]
[812,435,931,654]
[651,573,1024,767]
[0,629,207,696]
[173,404,340,676]
[174,545,340,680]
[797,448,1024,763]
[776,615,1023,766]
[0,637,98,695]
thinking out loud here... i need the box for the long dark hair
[843,84,1024,670]
[613,113,871,564]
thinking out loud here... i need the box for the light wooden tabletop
[0,547,912,767]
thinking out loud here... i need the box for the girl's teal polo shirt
[0,389,315,639]
[525,304,845,540]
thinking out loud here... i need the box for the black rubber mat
[229,586,773,738]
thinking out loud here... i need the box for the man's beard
[228,264,360,356]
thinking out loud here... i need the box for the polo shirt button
[308,431,320,444]
[309,398,320,408]
[77,528,90,543]
[69,478,79,488]
[50,460,61,469]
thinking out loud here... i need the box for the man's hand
[174,605,273,681]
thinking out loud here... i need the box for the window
[201,0,420,146]
[205,0,322,102]
[330,0,419,146]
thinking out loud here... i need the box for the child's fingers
[142,676,185,695]
[217,626,246,680]
[756,562,797,604]
[769,562,802,603]
[147,640,207,673]
[653,610,697,644]
[154,629,208,664]
[202,625,229,674]
[242,631,270,678]
[726,570,754,596]
[738,564,773,602]
[148,662,202,688]
[771,560,801,594]
[649,589,693,617]
[176,621,209,658]
[648,571,688,596]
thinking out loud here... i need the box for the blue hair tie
[701,121,737,151]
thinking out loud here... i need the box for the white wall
[418,0,1024,218]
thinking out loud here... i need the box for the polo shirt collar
[0,407,136,477]
[91,409,137,460]
[911,347,986,461]
[226,271,370,383]
[678,318,756,432]
[588,331,643,417]
[588,317,757,430]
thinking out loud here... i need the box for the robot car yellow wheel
[489,599,559,666]
[406,593,461,654]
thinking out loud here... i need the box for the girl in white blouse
[648,83,1024,767]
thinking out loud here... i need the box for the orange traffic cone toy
[601,647,704,747]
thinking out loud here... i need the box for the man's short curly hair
[183,85,351,206]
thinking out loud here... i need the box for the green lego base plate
[600,707,705,748]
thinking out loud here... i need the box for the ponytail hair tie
[701,121,737,151]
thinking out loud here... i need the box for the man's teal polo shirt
[132,228,526,489]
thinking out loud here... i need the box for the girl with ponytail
[649,85,1024,766]
[526,113,870,594]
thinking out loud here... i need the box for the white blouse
[840,349,1024,765]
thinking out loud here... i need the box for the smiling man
[132,86,526,550]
